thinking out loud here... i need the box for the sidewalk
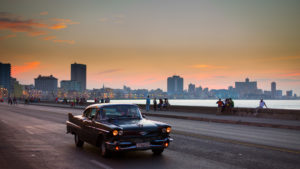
[29,102,300,130]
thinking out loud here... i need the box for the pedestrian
[101,98,104,103]
[158,98,163,110]
[163,98,170,110]
[146,95,150,112]
[254,99,267,116]
[105,97,110,103]
[153,97,157,111]
[8,97,12,105]
[216,98,224,114]
[13,97,17,105]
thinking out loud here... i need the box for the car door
[83,108,99,145]
[80,108,93,143]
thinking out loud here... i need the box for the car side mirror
[142,114,146,118]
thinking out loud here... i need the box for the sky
[0,0,300,94]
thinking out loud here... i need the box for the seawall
[39,101,300,121]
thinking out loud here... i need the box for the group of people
[146,96,170,112]
[94,97,111,104]
[7,97,18,105]
[58,97,87,107]
[217,98,268,116]
[216,98,234,114]
[2,97,41,105]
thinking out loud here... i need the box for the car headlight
[112,130,118,136]
[166,127,171,133]
[118,130,123,136]
[162,127,171,133]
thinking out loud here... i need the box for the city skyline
[1,0,300,94]
[2,60,298,97]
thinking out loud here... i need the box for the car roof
[85,103,138,110]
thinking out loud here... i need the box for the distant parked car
[66,103,173,157]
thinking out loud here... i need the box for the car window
[90,108,97,119]
[99,105,142,120]
[83,108,91,118]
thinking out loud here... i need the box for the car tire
[100,141,111,157]
[74,134,84,147]
[152,148,164,155]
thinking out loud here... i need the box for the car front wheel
[152,148,164,155]
[74,134,84,147]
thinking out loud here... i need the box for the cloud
[49,18,79,30]
[190,64,227,69]
[0,12,78,44]
[53,39,75,44]
[42,36,56,40]
[0,34,16,40]
[27,31,47,36]
[11,61,40,76]
[49,23,67,30]
[98,69,123,75]
[40,11,48,16]
[0,15,48,33]
[280,73,300,77]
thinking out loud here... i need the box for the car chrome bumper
[105,137,173,151]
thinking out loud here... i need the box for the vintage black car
[66,103,172,157]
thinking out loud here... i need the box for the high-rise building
[235,78,258,98]
[34,75,58,91]
[71,63,86,91]
[286,90,293,97]
[271,82,276,98]
[188,83,196,94]
[167,75,183,94]
[61,80,81,91]
[0,62,11,93]
[276,90,282,97]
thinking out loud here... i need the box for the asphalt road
[0,103,299,169]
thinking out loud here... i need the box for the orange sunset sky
[0,0,300,94]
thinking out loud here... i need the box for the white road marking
[1,119,7,124]
[25,129,34,135]
[90,160,113,169]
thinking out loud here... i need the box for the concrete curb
[29,103,300,130]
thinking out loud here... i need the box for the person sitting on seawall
[163,98,170,110]
[158,98,163,110]
[221,98,229,113]
[254,99,267,116]
[216,98,224,114]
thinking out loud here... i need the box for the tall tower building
[0,62,11,93]
[167,75,183,95]
[271,82,276,98]
[71,63,86,91]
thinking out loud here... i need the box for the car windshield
[100,105,142,120]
